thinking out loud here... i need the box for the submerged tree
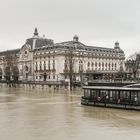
[114,62,125,81]
[64,47,75,91]
[12,66,19,82]
[4,51,19,83]
[63,35,84,90]
[5,66,11,81]
[79,59,83,87]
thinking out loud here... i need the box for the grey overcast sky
[0,0,140,57]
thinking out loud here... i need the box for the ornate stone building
[0,28,125,83]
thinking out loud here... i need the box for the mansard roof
[33,40,124,55]
[86,45,113,50]
[0,48,20,56]
[26,37,54,49]
[54,40,124,54]
[86,45,124,53]
[55,41,86,50]
[25,28,54,49]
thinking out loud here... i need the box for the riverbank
[0,82,82,91]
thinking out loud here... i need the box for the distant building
[0,28,125,83]
[125,53,140,80]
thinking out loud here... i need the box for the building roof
[0,49,20,56]
[54,40,124,54]
[55,40,86,50]
[21,30,124,55]
[25,28,54,49]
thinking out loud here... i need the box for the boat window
[84,89,90,98]
[120,91,127,98]
[131,91,138,100]
[125,91,130,99]
[96,90,100,98]
[119,91,130,102]
[112,90,119,101]
[138,92,140,101]
[100,90,108,98]
[90,90,96,99]
[110,91,112,98]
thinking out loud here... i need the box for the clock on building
[24,50,28,57]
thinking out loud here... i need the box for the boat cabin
[81,86,140,110]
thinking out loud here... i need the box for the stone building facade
[0,28,125,83]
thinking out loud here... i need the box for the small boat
[81,86,140,110]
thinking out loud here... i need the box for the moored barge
[81,86,140,110]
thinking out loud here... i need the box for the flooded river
[0,86,140,140]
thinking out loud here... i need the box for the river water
[0,86,140,140]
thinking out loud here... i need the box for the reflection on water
[0,86,140,140]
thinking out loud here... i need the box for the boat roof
[124,83,140,88]
[83,86,140,91]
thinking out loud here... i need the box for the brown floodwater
[0,86,140,140]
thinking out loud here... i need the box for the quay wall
[0,82,82,91]
[0,81,137,91]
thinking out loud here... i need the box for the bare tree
[4,54,13,81]
[125,54,140,80]
[114,62,124,81]
[79,59,83,87]
[64,47,75,90]
[12,66,19,82]
[0,68,2,80]
[4,51,19,83]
